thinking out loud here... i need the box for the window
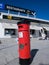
[0,13,1,15]
[5,29,16,35]
[30,29,35,35]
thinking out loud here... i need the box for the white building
[0,12,49,38]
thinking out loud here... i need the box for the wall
[0,23,4,38]
[0,22,18,38]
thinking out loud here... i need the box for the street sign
[3,15,21,20]
[5,5,36,15]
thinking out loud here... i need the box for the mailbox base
[19,58,30,65]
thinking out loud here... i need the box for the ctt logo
[0,3,4,9]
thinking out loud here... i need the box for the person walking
[40,28,47,40]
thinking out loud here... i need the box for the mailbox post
[17,20,30,65]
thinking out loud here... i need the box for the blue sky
[0,0,49,20]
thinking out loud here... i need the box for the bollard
[17,20,31,65]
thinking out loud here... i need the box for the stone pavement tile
[0,53,7,65]
[7,58,19,65]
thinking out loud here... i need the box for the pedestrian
[40,28,46,40]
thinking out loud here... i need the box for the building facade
[0,12,49,38]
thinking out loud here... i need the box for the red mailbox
[17,20,30,65]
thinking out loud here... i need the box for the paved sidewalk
[0,38,49,65]
[6,46,49,65]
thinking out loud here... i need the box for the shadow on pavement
[30,49,39,64]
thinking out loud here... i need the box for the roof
[0,12,49,24]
